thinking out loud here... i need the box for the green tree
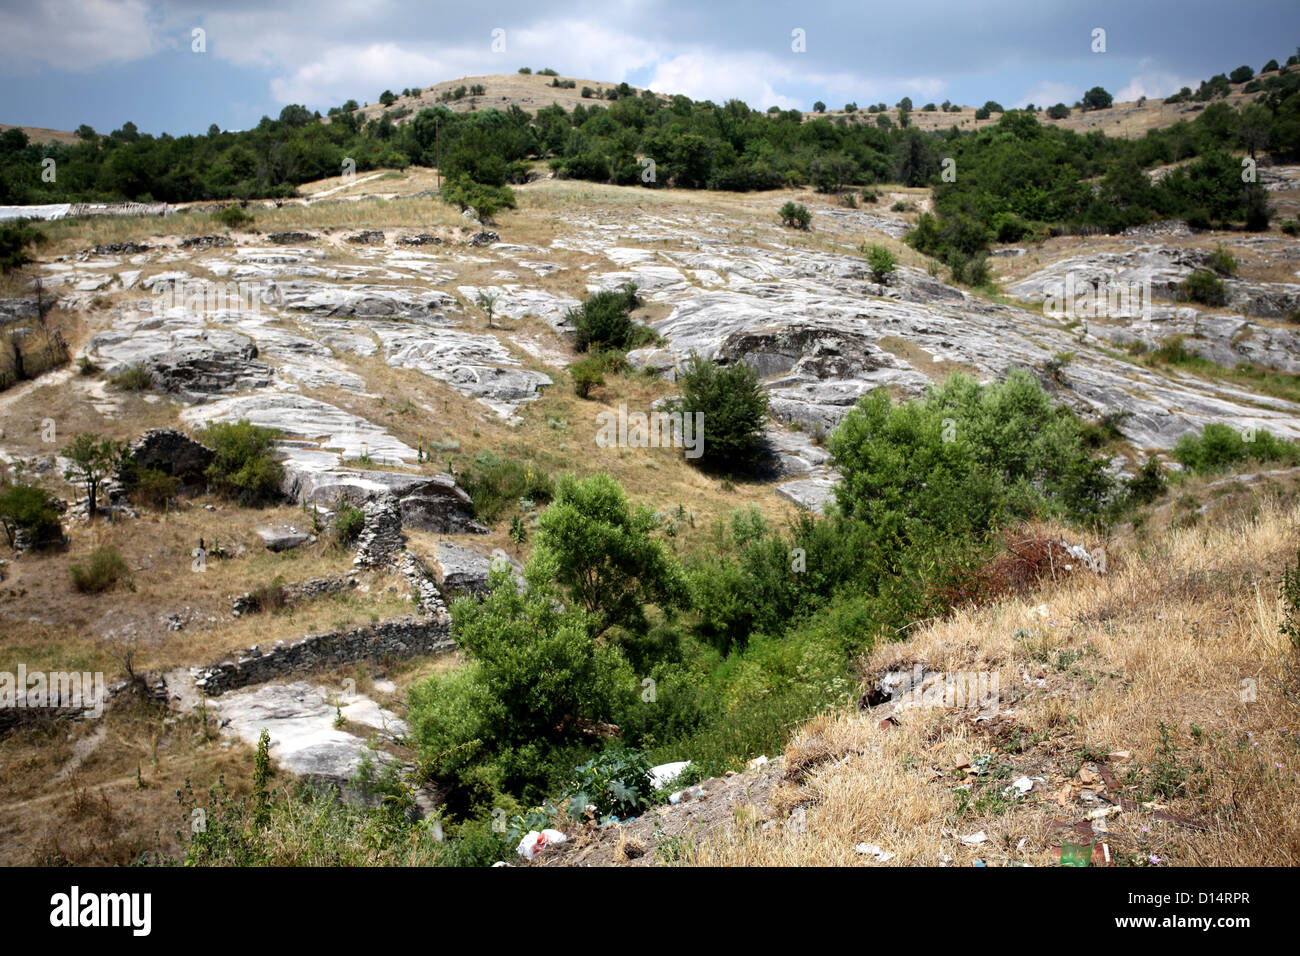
[670,354,770,474]
[0,482,62,547]
[61,433,125,517]
[199,420,284,504]
[407,564,638,807]
[1082,86,1113,111]
[532,473,688,639]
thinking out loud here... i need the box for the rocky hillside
[3,159,1300,863]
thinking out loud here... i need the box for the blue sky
[1,0,1296,136]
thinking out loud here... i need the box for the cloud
[647,51,801,109]
[1115,70,1192,102]
[0,0,163,73]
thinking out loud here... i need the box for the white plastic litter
[516,828,567,861]
[854,843,896,862]
[1004,776,1034,797]
[958,830,988,845]
[649,760,691,790]
[747,755,769,770]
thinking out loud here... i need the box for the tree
[533,474,688,640]
[199,420,284,504]
[670,353,770,473]
[476,290,499,328]
[0,483,61,547]
[813,101,826,113]
[62,433,124,517]
[379,90,397,107]
[1229,65,1255,84]
[897,97,913,112]
[407,563,638,808]
[1082,86,1113,111]
[1046,103,1071,119]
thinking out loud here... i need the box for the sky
[1,0,1297,136]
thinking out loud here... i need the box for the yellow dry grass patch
[690,495,1300,866]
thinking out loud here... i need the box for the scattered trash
[1078,766,1099,785]
[1108,750,1132,761]
[747,755,769,770]
[973,860,987,867]
[516,828,568,861]
[854,843,895,862]
[649,760,691,790]
[1086,805,1121,822]
[1004,776,1034,797]
[951,754,972,770]
[491,861,508,867]
[1016,837,1028,851]
[1059,838,1094,866]
[944,829,988,845]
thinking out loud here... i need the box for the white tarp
[0,203,71,222]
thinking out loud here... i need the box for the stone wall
[193,615,454,697]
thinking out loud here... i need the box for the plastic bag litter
[854,843,895,862]
[649,760,692,790]
[516,828,567,861]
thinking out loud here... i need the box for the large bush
[565,287,654,353]
[669,354,770,474]
[532,473,688,644]
[829,370,1117,536]
[1172,422,1299,475]
[407,566,638,810]
[199,420,284,504]
[0,482,62,548]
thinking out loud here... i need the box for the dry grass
[689,494,1300,866]
[0,696,256,865]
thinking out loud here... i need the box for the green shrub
[199,420,284,505]
[566,288,654,353]
[128,466,181,511]
[1172,422,1299,475]
[459,451,552,523]
[779,201,811,229]
[0,220,47,272]
[333,502,365,547]
[1282,220,1300,236]
[669,353,770,474]
[863,243,898,282]
[213,206,254,228]
[70,545,131,594]
[440,173,517,220]
[108,363,152,391]
[1125,457,1168,505]
[0,482,62,548]
[569,356,606,397]
[408,567,638,812]
[1206,243,1239,276]
[533,473,689,642]
[1178,268,1229,306]
[829,369,1117,536]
